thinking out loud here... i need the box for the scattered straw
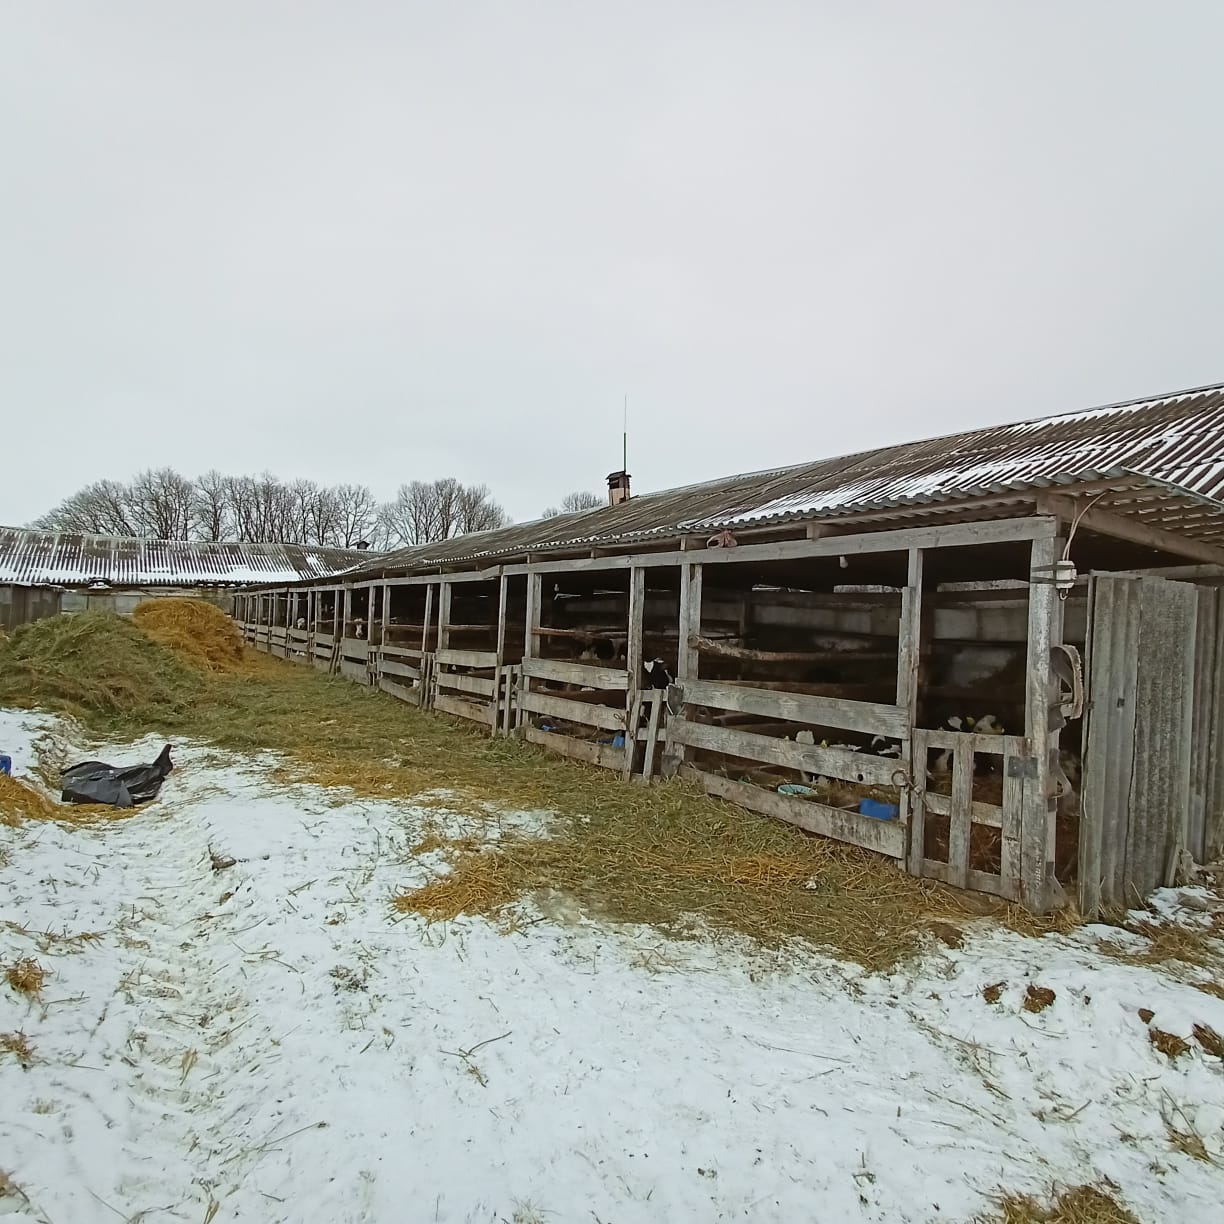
[982,981,1006,1005]
[979,1184,1141,1224]
[0,1030,35,1068]
[1098,918,1224,971]
[1166,1124,1210,1162]
[4,957,46,996]
[1192,1022,1224,1059]
[1148,1027,1190,1060]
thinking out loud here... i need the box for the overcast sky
[2,1,1222,529]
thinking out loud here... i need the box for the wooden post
[662,562,703,776]
[899,547,927,874]
[437,581,453,652]
[494,573,510,738]
[517,571,544,736]
[1022,530,1065,912]
[420,583,434,654]
[623,567,646,777]
[381,581,390,642]
[495,574,509,667]
[524,572,543,662]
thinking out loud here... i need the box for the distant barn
[0,529,370,628]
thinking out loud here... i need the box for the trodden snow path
[3,709,1224,1223]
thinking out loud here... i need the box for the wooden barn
[236,383,1224,915]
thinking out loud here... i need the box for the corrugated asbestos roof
[341,381,1224,579]
[0,531,372,588]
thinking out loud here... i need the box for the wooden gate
[910,729,1032,900]
[1079,574,1197,915]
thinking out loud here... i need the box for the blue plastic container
[859,797,899,821]
[0,753,11,776]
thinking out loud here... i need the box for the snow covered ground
[3,707,1224,1224]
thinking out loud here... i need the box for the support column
[662,562,703,776]
[899,547,929,874]
[421,583,434,654]
[437,581,453,652]
[1022,529,1066,912]
[623,567,646,777]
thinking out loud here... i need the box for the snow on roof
[345,380,1224,578]
[0,531,371,588]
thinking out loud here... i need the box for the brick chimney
[607,470,631,506]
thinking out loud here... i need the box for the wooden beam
[682,676,908,739]
[690,635,895,664]
[1037,493,1224,566]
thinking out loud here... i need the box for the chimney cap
[606,470,632,483]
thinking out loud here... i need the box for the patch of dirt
[982,981,1006,1005]
[1022,985,1056,1014]
[1148,1028,1190,1060]
[1137,1008,1154,1024]
[929,922,964,949]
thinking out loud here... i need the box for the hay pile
[981,1185,1141,1224]
[0,611,202,726]
[132,599,245,673]
[0,775,61,825]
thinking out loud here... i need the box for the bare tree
[542,490,602,518]
[192,470,230,541]
[33,479,140,535]
[382,478,509,547]
[334,483,383,548]
[32,468,508,551]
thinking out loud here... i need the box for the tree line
[31,469,606,550]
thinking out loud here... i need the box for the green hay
[0,611,202,726]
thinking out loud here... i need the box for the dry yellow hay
[0,772,140,827]
[980,1185,1141,1224]
[0,774,60,824]
[395,854,523,924]
[132,598,246,673]
[4,957,46,996]
[0,1030,35,1068]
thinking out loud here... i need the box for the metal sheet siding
[0,532,368,587]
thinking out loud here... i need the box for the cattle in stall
[295,618,306,629]
[644,659,672,689]
[930,713,1004,776]
[355,619,366,640]
[867,736,901,759]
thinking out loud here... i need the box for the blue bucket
[859,798,899,821]
[0,753,11,776]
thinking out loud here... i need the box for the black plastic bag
[61,745,174,808]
